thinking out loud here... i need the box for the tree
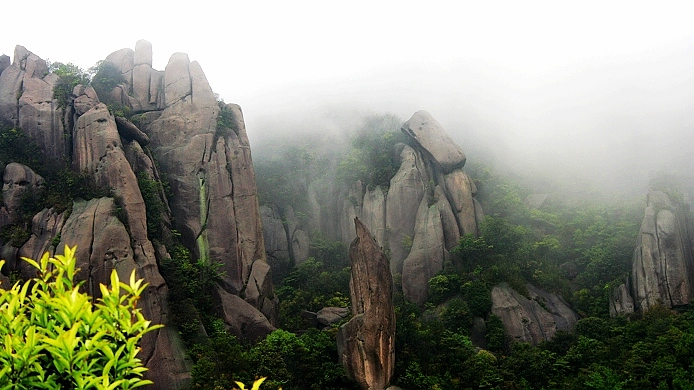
[0,246,161,389]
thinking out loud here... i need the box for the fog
[247,37,693,199]
[2,2,692,199]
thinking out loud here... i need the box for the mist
[244,36,693,200]
[2,2,691,200]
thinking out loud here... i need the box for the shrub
[91,61,124,105]
[50,62,90,109]
[0,246,161,389]
[336,113,407,190]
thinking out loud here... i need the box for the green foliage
[50,62,90,109]
[136,172,167,240]
[90,61,124,105]
[484,314,507,352]
[216,100,239,138]
[0,246,161,389]
[336,113,407,190]
[393,308,481,390]
[428,274,459,305]
[0,124,44,170]
[191,323,355,390]
[245,329,356,390]
[277,257,350,331]
[0,224,31,247]
[440,298,472,332]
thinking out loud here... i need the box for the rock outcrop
[0,42,273,389]
[338,218,395,390]
[261,110,483,305]
[491,283,578,345]
[610,189,694,316]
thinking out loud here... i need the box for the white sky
[2,0,693,194]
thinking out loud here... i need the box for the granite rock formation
[0,41,273,389]
[610,189,694,316]
[261,110,483,306]
[337,218,395,390]
[491,283,578,345]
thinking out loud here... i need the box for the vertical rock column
[337,218,395,390]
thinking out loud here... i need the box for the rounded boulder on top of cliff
[401,110,466,173]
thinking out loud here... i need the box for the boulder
[57,198,136,297]
[73,103,154,255]
[115,115,150,145]
[491,283,577,345]
[401,110,466,173]
[291,229,310,265]
[317,306,350,327]
[214,286,276,342]
[73,85,100,116]
[104,48,135,77]
[15,46,47,79]
[244,260,279,326]
[337,218,395,390]
[134,39,153,66]
[609,283,635,317]
[527,284,578,331]
[0,60,23,123]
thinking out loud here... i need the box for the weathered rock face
[337,218,395,390]
[385,145,427,274]
[610,189,694,316]
[0,42,273,389]
[261,205,291,278]
[1,163,44,226]
[401,197,446,306]
[609,283,635,317]
[91,42,277,328]
[491,283,578,345]
[0,46,65,162]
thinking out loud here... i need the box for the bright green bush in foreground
[0,246,161,389]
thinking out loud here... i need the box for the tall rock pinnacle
[337,218,395,390]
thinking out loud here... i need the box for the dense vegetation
[250,113,694,389]
[3,81,693,389]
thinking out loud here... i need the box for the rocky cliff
[262,110,483,305]
[610,189,694,316]
[0,41,274,388]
